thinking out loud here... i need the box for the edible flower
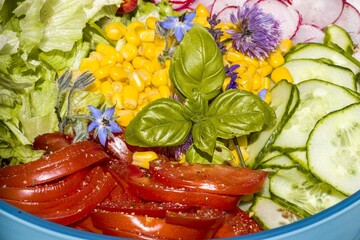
[225,64,240,90]
[88,105,122,146]
[257,88,268,101]
[159,11,196,42]
[227,5,281,59]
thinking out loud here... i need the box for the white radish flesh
[289,0,344,29]
[291,24,325,45]
[210,0,247,15]
[216,6,238,23]
[334,3,360,33]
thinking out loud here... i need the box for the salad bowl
[1,190,360,240]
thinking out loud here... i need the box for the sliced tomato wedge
[165,208,226,229]
[213,208,263,238]
[91,211,216,239]
[117,0,138,14]
[33,132,73,153]
[0,141,108,187]
[0,168,90,202]
[149,159,268,195]
[104,134,133,163]
[127,175,241,210]
[35,166,116,225]
[70,215,103,234]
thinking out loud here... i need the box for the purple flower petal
[88,105,102,119]
[159,17,177,30]
[184,11,196,22]
[109,120,122,133]
[98,126,107,146]
[103,105,115,119]
[88,120,99,132]
[174,26,184,42]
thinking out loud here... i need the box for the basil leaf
[183,89,207,122]
[192,120,217,155]
[207,89,276,139]
[186,140,234,164]
[169,24,225,101]
[124,98,192,147]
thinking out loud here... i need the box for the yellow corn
[195,4,210,17]
[257,64,273,77]
[109,65,128,81]
[222,77,231,91]
[132,151,158,169]
[271,66,293,83]
[125,30,141,46]
[112,81,123,93]
[230,147,249,166]
[278,39,292,54]
[101,81,114,98]
[105,22,127,41]
[112,92,123,109]
[132,56,147,69]
[120,43,138,62]
[146,89,161,102]
[143,43,157,60]
[122,85,139,110]
[136,68,153,86]
[158,85,171,98]
[142,60,155,73]
[127,21,146,31]
[122,61,135,72]
[226,51,245,63]
[138,29,155,42]
[94,65,111,80]
[267,51,285,68]
[116,109,135,127]
[252,73,262,92]
[80,58,99,73]
[128,72,146,92]
[152,69,168,87]
[100,55,116,67]
[146,17,158,30]
[96,43,117,56]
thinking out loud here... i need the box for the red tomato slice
[35,166,116,225]
[0,168,90,202]
[165,208,226,229]
[0,141,108,187]
[117,0,138,14]
[127,175,241,210]
[91,211,216,239]
[33,132,73,154]
[104,134,133,163]
[70,215,103,234]
[213,208,263,238]
[149,159,268,195]
[98,200,190,218]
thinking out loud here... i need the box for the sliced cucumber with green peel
[324,24,354,55]
[288,150,308,170]
[260,154,295,168]
[273,80,360,151]
[307,103,360,196]
[270,167,346,216]
[250,196,302,230]
[282,59,356,91]
[285,43,359,74]
[246,80,299,168]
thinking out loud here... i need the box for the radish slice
[291,24,325,45]
[255,0,301,39]
[210,0,247,15]
[346,0,360,13]
[289,0,344,29]
[169,0,192,11]
[216,6,238,23]
[334,3,360,33]
[186,0,214,11]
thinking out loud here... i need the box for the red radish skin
[346,0,360,13]
[288,0,344,29]
[216,6,238,22]
[210,0,247,15]
[334,3,360,33]
[291,24,325,44]
[255,0,302,39]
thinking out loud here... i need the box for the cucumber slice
[285,43,359,74]
[246,80,299,168]
[250,196,302,230]
[324,24,354,55]
[273,80,360,151]
[282,59,356,91]
[260,154,295,168]
[308,103,360,196]
[270,167,346,216]
[288,150,308,170]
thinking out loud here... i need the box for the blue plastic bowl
[1,190,360,240]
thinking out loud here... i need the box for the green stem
[233,136,246,168]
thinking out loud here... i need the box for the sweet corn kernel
[136,68,153,86]
[94,65,110,79]
[146,17,158,30]
[127,21,146,31]
[122,85,139,109]
[101,81,113,98]
[96,43,117,56]
[87,78,102,92]
[262,77,271,90]
[143,43,157,60]
[243,56,259,68]
[138,29,155,42]
[152,69,168,87]
[194,17,210,27]
[109,65,128,81]
[132,56,147,69]
[226,51,245,63]
[196,4,210,17]
[278,39,292,54]
[125,30,141,46]
[100,55,116,67]
[112,92,123,108]
[80,58,99,73]
[116,109,135,127]
[122,61,134,72]
[252,73,262,92]
[128,72,146,92]
[112,81,123,93]
[268,51,285,68]
[152,57,163,71]
[114,51,124,63]
[257,65,273,77]
[158,85,171,98]
[154,36,166,47]
[222,77,231,91]
[271,66,293,83]
[246,65,257,76]
[146,89,161,102]
[120,43,138,62]
[142,60,155,73]
[136,101,149,111]
[138,92,148,105]
[132,151,158,169]
[105,22,127,41]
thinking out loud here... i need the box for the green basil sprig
[124,24,276,163]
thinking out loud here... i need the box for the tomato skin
[127,176,241,210]
[33,132,73,154]
[91,211,216,239]
[35,166,116,225]
[117,0,138,14]
[0,168,90,202]
[213,208,263,238]
[70,215,103,234]
[149,159,268,195]
[0,141,108,187]
[104,134,133,163]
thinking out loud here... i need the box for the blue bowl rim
[1,189,360,240]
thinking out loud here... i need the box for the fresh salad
[0,0,360,239]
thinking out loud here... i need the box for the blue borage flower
[227,4,281,59]
[88,105,122,146]
[159,11,196,42]
[257,88,268,101]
